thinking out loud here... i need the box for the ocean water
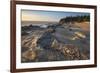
[21,21,58,26]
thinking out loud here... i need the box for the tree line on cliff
[59,15,90,24]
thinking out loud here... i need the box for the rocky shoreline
[21,15,90,63]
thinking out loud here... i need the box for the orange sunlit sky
[21,10,90,22]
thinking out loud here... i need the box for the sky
[21,10,90,22]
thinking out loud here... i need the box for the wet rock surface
[21,22,90,63]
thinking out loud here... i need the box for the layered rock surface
[21,21,90,62]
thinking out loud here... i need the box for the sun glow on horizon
[22,14,59,22]
[21,10,60,22]
[21,10,90,22]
